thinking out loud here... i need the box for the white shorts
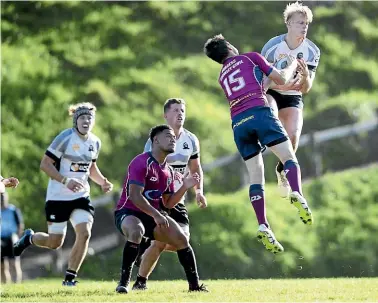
[48,209,94,234]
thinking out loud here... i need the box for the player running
[261,2,320,197]
[133,98,207,290]
[114,125,207,293]
[204,34,313,254]
[13,102,113,285]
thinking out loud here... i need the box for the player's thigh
[121,215,145,243]
[165,222,190,252]
[70,209,94,239]
[153,217,188,249]
[231,111,261,161]
[278,107,303,139]
[46,221,67,248]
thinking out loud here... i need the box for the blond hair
[68,102,97,116]
[283,2,313,24]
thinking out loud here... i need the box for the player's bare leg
[269,140,313,225]
[14,226,64,258]
[62,222,92,285]
[245,153,284,254]
[154,217,207,292]
[32,232,65,249]
[1,259,11,283]
[116,215,144,294]
[133,241,166,290]
[9,258,22,283]
[267,95,291,198]
[279,107,303,153]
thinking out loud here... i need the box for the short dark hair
[204,34,229,64]
[149,124,173,142]
[163,98,186,113]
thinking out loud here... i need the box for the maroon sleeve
[245,52,273,76]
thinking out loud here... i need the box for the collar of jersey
[148,152,167,168]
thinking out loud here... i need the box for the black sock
[65,269,77,282]
[276,161,284,173]
[177,246,199,288]
[136,274,147,284]
[120,241,140,285]
[138,237,151,257]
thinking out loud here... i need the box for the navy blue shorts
[232,106,288,160]
[114,208,171,240]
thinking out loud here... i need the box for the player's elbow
[40,158,48,172]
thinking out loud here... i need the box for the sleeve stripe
[129,180,145,187]
[190,153,199,160]
[45,150,60,162]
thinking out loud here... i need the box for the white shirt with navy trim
[45,128,101,201]
[261,34,320,96]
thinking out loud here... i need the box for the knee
[77,229,91,241]
[152,241,167,253]
[49,241,63,250]
[128,228,144,243]
[175,234,189,250]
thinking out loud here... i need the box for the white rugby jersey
[144,128,200,192]
[261,34,320,96]
[45,128,101,201]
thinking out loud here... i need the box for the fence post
[309,132,323,177]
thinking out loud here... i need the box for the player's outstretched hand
[196,193,208,209]
[174,171,183,183]
[153,212,169,229]
[2,177,20,188]
[101,178,113,193]
[297,58,309,78]
[65,178,85,193]
[182,172,200,190]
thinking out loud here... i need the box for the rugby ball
[273,56,289,70]
[273,56,298,80]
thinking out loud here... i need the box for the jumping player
[261,2,320,197]
[204,34,313,254]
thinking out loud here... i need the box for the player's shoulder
[262,34,286,49]
[304,38,320,55]
[88,132,101,143]
[7,204,18,211]
[183,128,199,141]
[54,128,74,140]
[130,152,152,168]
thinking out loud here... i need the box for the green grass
[1,278,377,302]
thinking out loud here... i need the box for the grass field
[1,278,377,302]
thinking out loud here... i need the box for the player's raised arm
[162,171,200,209]
[270,56,299,86]
[298,48,320,93]
[187,135,207,208]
